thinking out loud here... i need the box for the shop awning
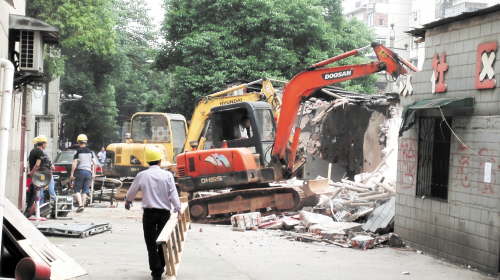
[399,97,474,137]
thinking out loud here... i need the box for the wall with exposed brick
[395,9,500,274]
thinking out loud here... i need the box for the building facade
[344,0,412,92]
[1,0,60,210]
[409,0,499,70]
[396,5,500,273]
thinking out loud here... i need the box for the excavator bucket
[300,178,334,206]
[302,178,333,196]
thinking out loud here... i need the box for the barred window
[416,118,452,201]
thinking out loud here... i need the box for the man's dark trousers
[143,208,171,278]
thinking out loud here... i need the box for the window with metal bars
[416,117,452,201]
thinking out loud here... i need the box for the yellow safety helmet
[36,135,48,144]
[145,146,163,163]
[33,136,39,144]
[77,134,88,142]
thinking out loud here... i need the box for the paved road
[38,205,497,280]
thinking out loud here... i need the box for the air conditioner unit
[19,30,44,72]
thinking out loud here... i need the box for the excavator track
[188,186,306,224]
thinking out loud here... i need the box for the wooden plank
[171,232,179,264]
[156,202,188,245]
[178,218,185,242]
[167,240,176,275]
[174,225,182,253]
[165,231,188,280]
[163,243,172,276]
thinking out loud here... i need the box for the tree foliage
[110,0,170,125]
[26,0,119,149]
[155,0,377,116]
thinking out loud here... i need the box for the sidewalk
[32,205,497,280]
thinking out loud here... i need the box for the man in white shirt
[238,116,253,139]
[97,147,106,166]
[125,146,182,280]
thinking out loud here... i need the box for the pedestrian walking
[70,134,97,213]
[97,147,106,166]
[124,146,181,280]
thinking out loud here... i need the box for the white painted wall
[0,0,26,208]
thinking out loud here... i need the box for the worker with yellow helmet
[70,134,98,213]
[25,135,51,217]
[125,146,181,280]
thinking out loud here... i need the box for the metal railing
[156,197,191,279]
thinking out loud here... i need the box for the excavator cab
[208,101,276,166]
[104,112,187,179]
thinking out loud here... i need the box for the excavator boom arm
[272,42,417,168]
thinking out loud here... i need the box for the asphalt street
[33,204,497,280]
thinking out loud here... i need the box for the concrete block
[487,102,499,115]
[456,231,469,247]
[440,32,451,45]
[480,22,492,37]
[414,197,423,209]
[487,197,498,210]
[492,21,500,34]
[426,36,433,46]
[474,221,487,239]
[450,30,460,43]
[470,25,481,39]
[469,207,482,222]
[459,28,470,41]
[456,218,466,233]
[450,204,460,218]
[486,253,499,271]
[458,52,469,66]
[486,239,499,256]
[464,77,475,90]
[463,39,474,52]
[431,200,441,214]
[426,47,436,59]
[407,197,415,208]
[470,248,486,267]
[465,220,476,234]
[439,203,450,216]
[468,52,476,65]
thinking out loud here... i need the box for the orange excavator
[176,42,418,222]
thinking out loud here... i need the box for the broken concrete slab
[231,212,261,229]
[362,197,395,233]
[299,211,333,228]
[308,221,362,235]
[351,235,375,249]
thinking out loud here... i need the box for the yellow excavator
[103,79,282,199]
[103,112,188,198]
[184,78,282,152]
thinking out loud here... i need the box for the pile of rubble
[229,172,403,250]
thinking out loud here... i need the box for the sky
[146,0,165,29]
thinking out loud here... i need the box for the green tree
[110,0,170,126]
[26,0,119,149]
[155,0,377,117]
